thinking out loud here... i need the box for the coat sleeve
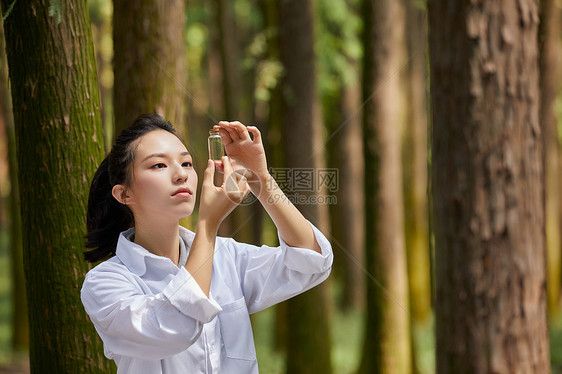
[225,220,333,314]
[81,264,222,360]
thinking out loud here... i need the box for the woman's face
[115,130,198,223]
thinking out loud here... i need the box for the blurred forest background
[0,0,560,373]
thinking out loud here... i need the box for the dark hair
[84,113,180,262]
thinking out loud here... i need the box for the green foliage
[88,0,111,28]
[316,0,362,98]
[235,0,261,30]
[185,1,209,100]
[186,22,208,77]
[254,58,283,102]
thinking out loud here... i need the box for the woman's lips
[172,187,193,198]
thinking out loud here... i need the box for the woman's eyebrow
[142,151,190,163]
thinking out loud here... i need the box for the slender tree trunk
[0,0,113,371]
[326,82,365,311]
[278,0,332,373]
[540,0,561,316]
[428,0,550,372]
[402,1,431,372]
[403,0,431,325]
[0,15,28,352]
[113,0,187,134]
[359,0,412,373]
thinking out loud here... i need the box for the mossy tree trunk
[0,0,113,371]
[113,0,187,135]
[429,0,550,371]
[277,0,332,373]
[359,0,412,373]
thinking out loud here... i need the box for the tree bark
[0,14,28,352]
[540,0,561,316]
[359,0,412,373]
[113,0,187,135]
[428,0,551,372]
[0,0,113,371]
[277,0,332,373]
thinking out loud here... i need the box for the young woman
[80,114,333,373]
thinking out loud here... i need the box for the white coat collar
[115,226,195,276]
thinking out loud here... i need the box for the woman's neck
[133,217,181,265]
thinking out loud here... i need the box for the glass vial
[208,128,224,160]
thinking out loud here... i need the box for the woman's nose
[174,164,188,183]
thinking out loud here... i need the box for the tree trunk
[113,0,187,134]
[326,82,365,311]
[0,0,113,371]
[277,0,332,373]
[402,1,431,372]
[428,0,551,372]
[114,0,192,230]
[403,0,431,325]
[359,0,412,373]
[0,14,28,352]
[540,0,561,316]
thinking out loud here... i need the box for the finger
[218,127,233,146]
[219,121,241,141]
[222,156,234,178]
[247,126,262,144]
[230,121,251,141]
[213,159,224,174]
[202,159,215,187]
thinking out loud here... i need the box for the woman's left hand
[216,121,269,188]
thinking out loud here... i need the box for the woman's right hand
[198,156,249,228]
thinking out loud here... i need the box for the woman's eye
[182,161,193,168]
[151,163,166,169]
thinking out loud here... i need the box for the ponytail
[84,156,133,262]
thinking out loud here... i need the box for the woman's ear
[112,184,131,205]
